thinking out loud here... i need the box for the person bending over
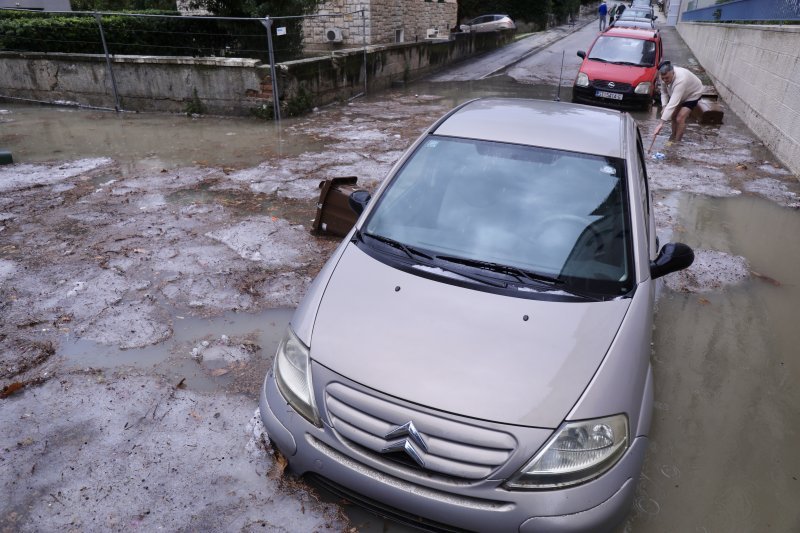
[652,61,704,144]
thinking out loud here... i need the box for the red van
[572,27,662,110]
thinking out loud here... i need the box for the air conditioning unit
[426,28,439,39]
[325,27,343,43]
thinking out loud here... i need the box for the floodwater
[0,103,322,173]
[628,193,800,532]
[3,73,800,532]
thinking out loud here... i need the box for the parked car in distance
[573,26,663,110]
[621,6,657,20]
[459,14,515,33]
[259,97,694,532]
[611,16,657,30]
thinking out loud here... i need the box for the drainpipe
[260,17,281,121]
[94,12,121,112]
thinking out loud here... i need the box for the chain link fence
[0,7,370,119]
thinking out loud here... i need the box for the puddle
[0,104,323,173]
[626,193,800,532]
[59,308,292,394]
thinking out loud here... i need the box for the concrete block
[690,98,724,125]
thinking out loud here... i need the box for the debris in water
[751,271,781,286]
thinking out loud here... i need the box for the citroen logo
[608,81,616,88]
[380,421,428,467]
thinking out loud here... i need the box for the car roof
[613,19,657,28]
[432,98,626,159]
[601,26,659,40]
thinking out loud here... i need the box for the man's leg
[673,106,693,142]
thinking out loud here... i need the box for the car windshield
[588,36,656,66]
[362,136,634,298]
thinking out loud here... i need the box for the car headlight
[274,327,321,427]
[635,81,652,95]
[575,72,590,88]
[505,414,628,489]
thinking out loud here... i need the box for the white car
[460,14,515,33]
[259,98,694,532]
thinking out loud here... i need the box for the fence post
[361,9,367,95]
[94,12,121,112]
[260,17,281,121]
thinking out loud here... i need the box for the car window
[589,36,657,67]
[363,136,634,297]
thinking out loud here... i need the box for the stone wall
[303,0,457,48]
[677,22,800,178]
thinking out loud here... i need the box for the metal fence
[683,0,800,22]
[0,8,369,119]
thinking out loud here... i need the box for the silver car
[460,14,515,33]
[259,98,694,532]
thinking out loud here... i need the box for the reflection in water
[627,193,800,532]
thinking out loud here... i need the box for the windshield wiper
[609,61,640,66]
[356,230,433,261]
[434,255,564,287]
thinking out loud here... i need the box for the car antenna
[554,50,565,102]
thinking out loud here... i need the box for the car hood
[309,245,631,428]
[581,60,656,86]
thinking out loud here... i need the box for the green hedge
[0,10,279,59]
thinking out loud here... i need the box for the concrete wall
[0,31,513,115]
[677,22,800,178]
[0,52,270,115]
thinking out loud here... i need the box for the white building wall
[678,21,800,178]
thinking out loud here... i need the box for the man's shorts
[681,99,700,110]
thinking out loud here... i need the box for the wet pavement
[2,6,800,532]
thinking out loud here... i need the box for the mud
[1,56,799,531]
[1,371,349,532]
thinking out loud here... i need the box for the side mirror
[650,242,694,279]
[348,190,371,215]
[577,50,586,59]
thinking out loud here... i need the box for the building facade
[303,0,458,48]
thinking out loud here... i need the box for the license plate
[596,90,623,101]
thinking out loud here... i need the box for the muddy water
[0,77,560,171]
[0,103,322,172]
[627,193,800,532]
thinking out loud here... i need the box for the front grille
[325,382,516,481]
[307,473,469,533]
[593,79,633,92]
